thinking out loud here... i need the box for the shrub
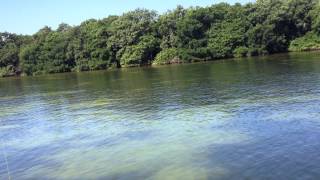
[0,66,15,77]
[289,32,320,51]
[153,48,180,65]
[233,47,249,58]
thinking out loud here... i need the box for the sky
[1,0,254,35]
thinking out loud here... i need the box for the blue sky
[1,0,254,35]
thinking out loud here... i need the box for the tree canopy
[1,0,319,77]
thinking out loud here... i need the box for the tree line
[1,0,320,77]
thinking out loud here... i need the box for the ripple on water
[1,52,320,179]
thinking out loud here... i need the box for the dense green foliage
[288,1,320,51]
[289,32,320,51]
[153,48,180,65]
[1,0,320,77]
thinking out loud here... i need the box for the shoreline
[1,50,320,79]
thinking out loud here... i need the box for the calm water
[1,52,320,180]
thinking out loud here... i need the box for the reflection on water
[1,52,320,179]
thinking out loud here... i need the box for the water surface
[1,52,320,179]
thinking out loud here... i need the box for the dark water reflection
[0,52,320,179]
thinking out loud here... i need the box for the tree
[0,43,19,76]
[310,2,320,34]
[120,35,160,66]
[2,0,320,77]
[107,9,158,67]
[72,19,112,71]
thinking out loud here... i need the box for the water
[0,52,320,180]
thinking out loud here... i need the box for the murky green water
[1,52,320,179]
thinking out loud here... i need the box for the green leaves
[289,32,320,51]
[107,9,158,67]
[1,0,320,77]
[309,2,320,34]
[153,48,179,65]
[208,19,247,58]
[0,43,18,67]
[121,35,160,66]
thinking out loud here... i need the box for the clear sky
[1,0,254,35]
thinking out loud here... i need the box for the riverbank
[0,51,277,78]
[2,51,320,79]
